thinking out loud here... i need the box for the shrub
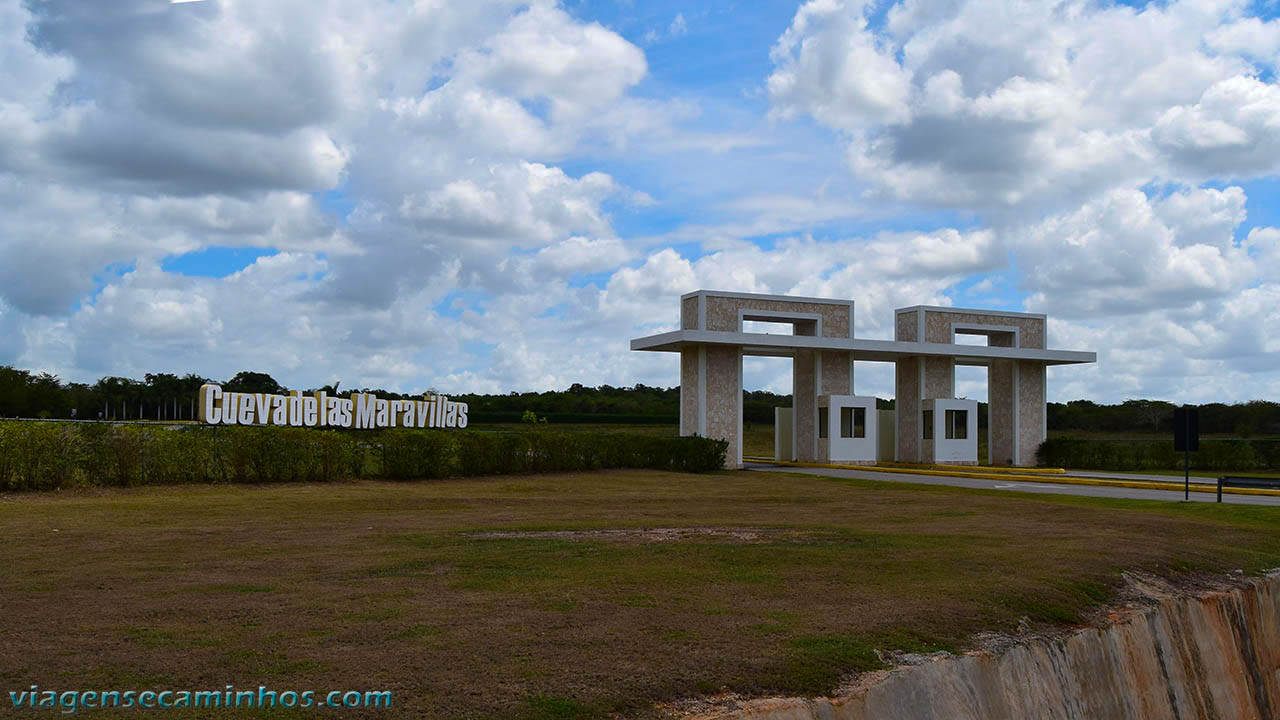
[1037,435,1274,472]
[0,422,81,491]
[456,432,529,476]
[378,429,452,480]
[145,426,218,485]
[311,430,360,483]
[0,421,727,492]
[0,422,14,489]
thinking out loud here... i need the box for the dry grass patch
[2,469,1280,718]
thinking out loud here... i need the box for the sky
[1,0,1279,403]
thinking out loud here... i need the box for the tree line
[1047,398,1280,437]
[0,367,295,421]
[0,365,1276,436]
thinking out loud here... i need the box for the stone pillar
[818,350,853,463]
[895,357,920,463]
[793,349,853,462]
[821,350,853,395]
[680,346,701,437]
[793,349,817,461]
[986,332,1015,466]
[1016,361,1046,467]
[921,357,953,463]
[679,344,742,468]
[988,359,1016,466]
[894,309,921,463]
[705,346,742,468]
[895,355,955,464]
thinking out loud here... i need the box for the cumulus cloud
[1152,77,1280,180]
[768,0,1280,215]
[1018,186,1257,318]
[1015,184,1280,403]
[757,0,1280,402]
[1,0,1277,407]
[399,163,618,246]
[0,0,713,396]
[459,4,647,122]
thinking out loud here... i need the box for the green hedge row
[1037,435,1280,471]
[0,422,728,492]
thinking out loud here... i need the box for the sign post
[1173,406,1199,501]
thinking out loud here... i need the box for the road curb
[873,461,1067,475]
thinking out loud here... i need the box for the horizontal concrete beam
[630,329,1095,366]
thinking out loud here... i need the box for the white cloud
[460,4,646,122]
[1018,186,1257,318]
[644,11,691,45]
[1152,76,1280,179]
[670,13,688,37]
[768,0,1280,215]
[1207,16,1280,64]
[769,0,913,128]
[0,0,1277,408]
[399,163,618,246]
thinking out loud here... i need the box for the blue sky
[1,0,1279,403]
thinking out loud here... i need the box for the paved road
[743,462,1280,506]
[1065,470,1220,485]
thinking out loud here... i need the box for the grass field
[4,470,1280,718]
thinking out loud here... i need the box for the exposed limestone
[677,571,1280,720]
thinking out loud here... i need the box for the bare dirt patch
[466,526,839,544]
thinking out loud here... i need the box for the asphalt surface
[1065,469,1219,485]
[743,462,1280,506]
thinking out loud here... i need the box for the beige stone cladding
[704,296,851,338]
[814,351,855,461]
[794,349,817,461]
[921,309,1045,349]
[895,310,919,342]
[1017,360,1047,466]
[820,351,853,395]
[922,357,953,399]
[704,346,742,468]
[681,297,699,330]
[680,348,700,436]
[895,358,920,462]
[988,359,1015,465]
[921,357,954,463]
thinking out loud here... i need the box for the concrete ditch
[679,571,1280,720]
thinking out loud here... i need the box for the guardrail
[1217,475,1280,502]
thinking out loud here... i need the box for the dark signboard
[1174,406,1199,452]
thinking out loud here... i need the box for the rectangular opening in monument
[744,355,794,462]
[742,320,795,335]
[818,406,828,438]
[946,409,968,439]
[922,410,933,440]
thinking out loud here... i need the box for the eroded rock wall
[689,573,1280,720]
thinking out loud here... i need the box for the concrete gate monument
[630,290,1095,469]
